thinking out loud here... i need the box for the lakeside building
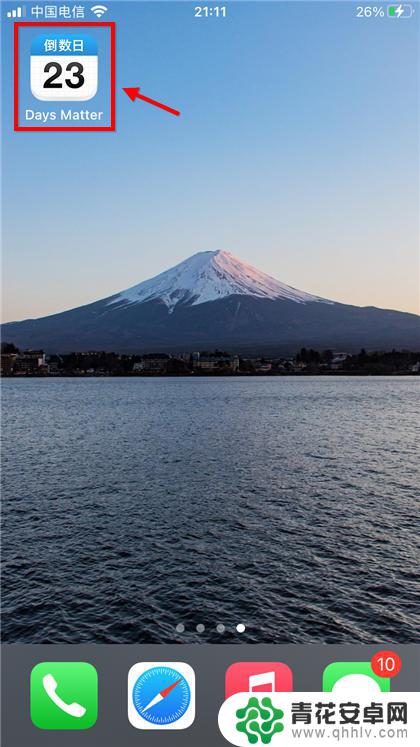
[331,352,350,371]
[46,355,64,374]
[192,352,239,372]
[254,361,272,372]
[132,352,239,373]
[133,354,170,373]
[1,350,46,375]
[0,352,18,375]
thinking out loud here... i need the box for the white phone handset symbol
[42,674,86,718]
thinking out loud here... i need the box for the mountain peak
[108,250,329,312]
[4,249,420,354]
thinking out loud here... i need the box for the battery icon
[387,4,414,17]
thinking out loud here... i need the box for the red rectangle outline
[14,22,116,132]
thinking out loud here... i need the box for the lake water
[2,377,419,644]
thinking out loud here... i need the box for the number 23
[43,61,85,89]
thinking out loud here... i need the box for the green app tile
[30,662,98,730]
[323,662,391,693]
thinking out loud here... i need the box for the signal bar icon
[7,6,25,18]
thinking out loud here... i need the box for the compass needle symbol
[142,678,182,712]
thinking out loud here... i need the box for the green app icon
[30,662,98,730]
[323,662,390,693]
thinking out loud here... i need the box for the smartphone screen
[1,1,419,745]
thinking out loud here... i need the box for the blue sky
[2,1,419,321]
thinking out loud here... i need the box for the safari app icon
[30,662,98,730]
[128,662,195,730]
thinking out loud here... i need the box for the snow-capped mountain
[108,250,330,311]
[2,250,420,354]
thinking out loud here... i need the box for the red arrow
[123,87,180,117]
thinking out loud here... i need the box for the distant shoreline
[2,371,419,379]
[2,346,419,377]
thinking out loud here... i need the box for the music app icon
[225,662,293,698]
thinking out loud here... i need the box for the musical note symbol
[225,662,293,699]
[249,671,275,692]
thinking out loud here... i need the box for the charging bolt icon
[387,4,414,17]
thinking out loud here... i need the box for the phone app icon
[30,662,98,730]
[323,662,391,693]
[128,662,195,730]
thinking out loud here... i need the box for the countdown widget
[30,33,98,102]
[14,22,115,131]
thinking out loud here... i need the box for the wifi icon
[91,4,108,17]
